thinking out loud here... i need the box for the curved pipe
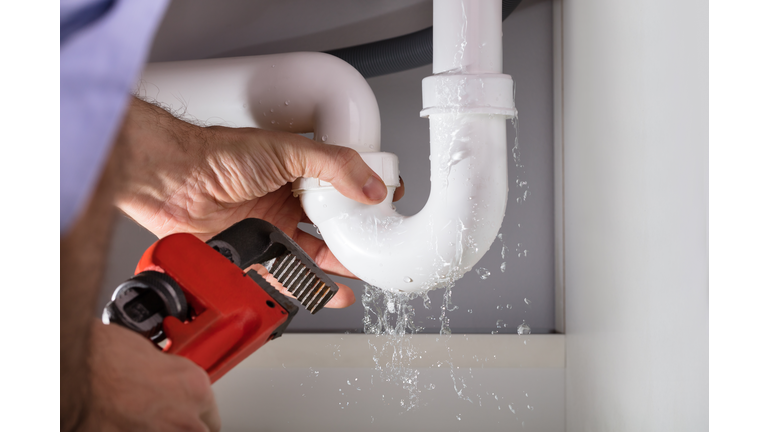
[139,0,515,293]
[139,52,380,153]
[303,0,515,292]
[302,113,509,292]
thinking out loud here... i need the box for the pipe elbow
[300,113,509,293]
[246,53,381,153]
[141,53,381,153]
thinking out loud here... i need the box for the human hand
[82,321,220,432]
[114,98,404,307]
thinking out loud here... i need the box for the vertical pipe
[433,0,503,74]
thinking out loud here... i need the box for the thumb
[279,135,388,205]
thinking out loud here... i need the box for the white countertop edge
[237,334,565,369]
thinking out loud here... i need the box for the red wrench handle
[137,233,291,383]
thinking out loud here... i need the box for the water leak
[475,267,491,280]
[517,321,531,335]
[362,284,423,410]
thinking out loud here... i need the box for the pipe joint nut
[420,73,517,118]
[293,152,400,193]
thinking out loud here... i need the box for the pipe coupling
[420,73,517,118]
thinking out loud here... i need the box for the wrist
[114,98,208,205]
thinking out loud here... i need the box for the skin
[61,97,404,431]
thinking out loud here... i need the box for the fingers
[251,261,356,309]
[199,403,222,432]
[88,322,222,431]
[175,359,221,432]
[393,176,405,202]
[275,135,387,205]
[291,230,355,278]
[323,281,356,308]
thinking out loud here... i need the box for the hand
[114,98,404,307]
[82,321,221,432]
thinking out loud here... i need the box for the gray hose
[326,0,523,78]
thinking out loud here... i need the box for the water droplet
[475,267,490,280]
[500,262,507,272]
[404,277,413,283]
[270,108,274,113]
[467,309,473,314]
[517,321,531,335]
[506,304,512,309]
[524,297,531,305]
[456,415,461,421]
[496,319,504,329]
[271,64,275,68]
[271,120,275,124]
[387,299,396,314]
[321,135,328,142]
[284,100,290,106]
[509,405,515,413]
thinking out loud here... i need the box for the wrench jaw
[245,270,298,340]
[266,252,336,314]
[206,219,340,314]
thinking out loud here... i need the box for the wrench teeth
[269,253,335,314]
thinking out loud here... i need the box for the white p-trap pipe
[140,0,515,293]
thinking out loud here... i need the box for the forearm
[61,130,127,431]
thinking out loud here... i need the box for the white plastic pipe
[139,0,515,293]
[299,0,515,292]
[138,52,381,153]
[433,0,503,74]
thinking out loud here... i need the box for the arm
[61,122,220,432]
[61,128,122,431]
[62,96,399,431]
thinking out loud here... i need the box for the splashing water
[362,282,480,408]
[362,284,423,410]
[475,267,491,280]
[517,320,531,335]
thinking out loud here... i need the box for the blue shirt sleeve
[60,0,169,232]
